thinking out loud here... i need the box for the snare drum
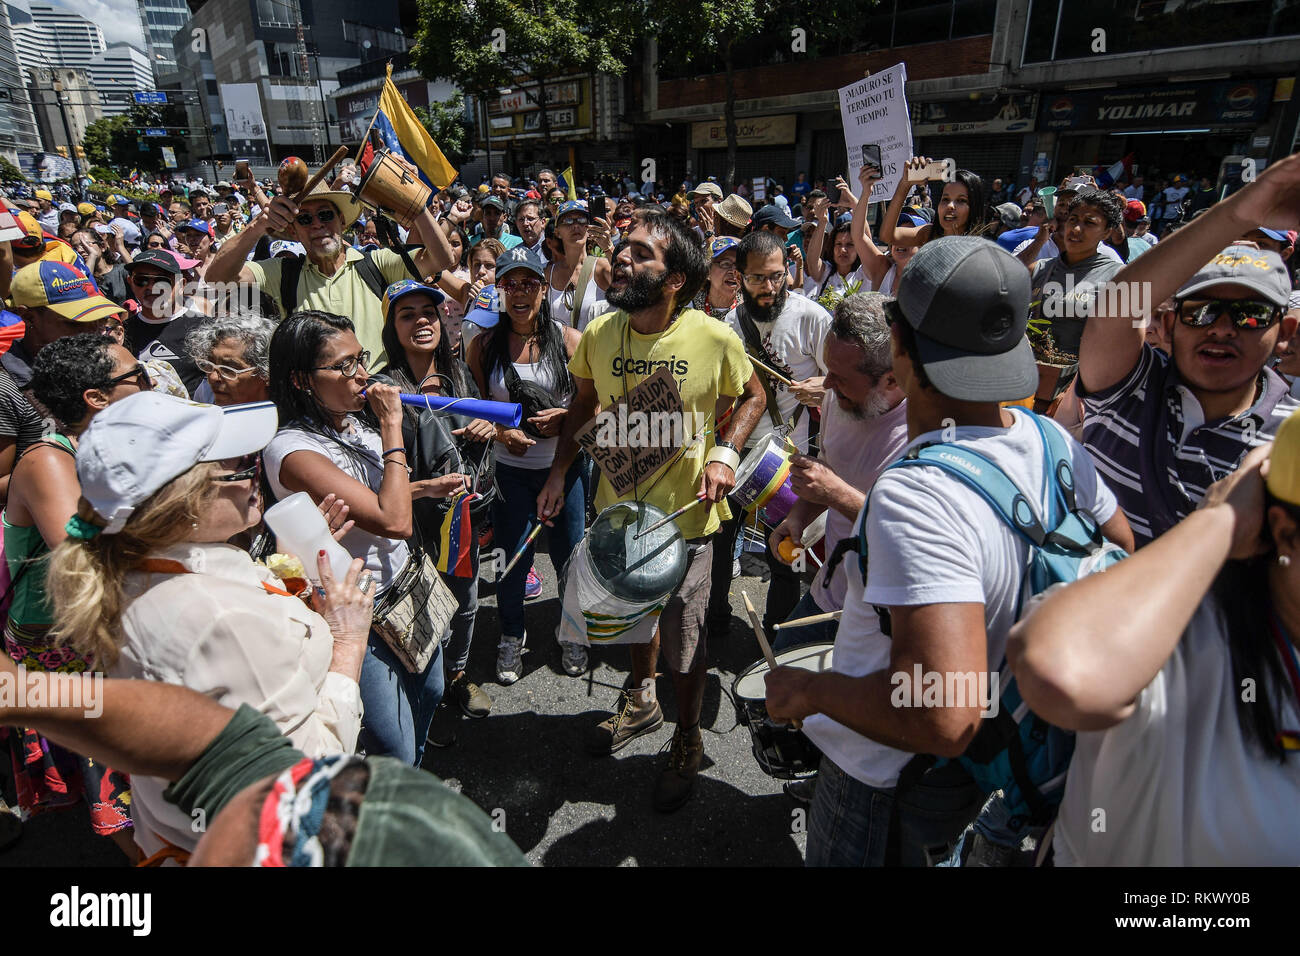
[732,642,834,779]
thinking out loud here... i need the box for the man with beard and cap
[536,210,766,812]
[763,236,1132,866]
[705,229,831,639]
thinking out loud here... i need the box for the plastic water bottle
[263,492,355,586]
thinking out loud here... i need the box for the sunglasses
[105,364,152,390]
[558,217,587,227]
[129,272,173,287]
[295,208,337,226]
[212,453,260,483]
[196,358,259,382]
[1177,299,1282,331]
[500,277,542,294]
[314,350,370,378]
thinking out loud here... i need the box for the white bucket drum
[732,642,834,779]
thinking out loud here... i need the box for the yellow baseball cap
[1267,408,1300,506]
[34,188,52,201]
[77,202,96,216]
[10,261,125,323]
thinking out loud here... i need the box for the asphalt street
[0,540,810,868]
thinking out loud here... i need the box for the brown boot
[653,723,704,813]
[587,684,663,756]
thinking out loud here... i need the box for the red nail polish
[318,550,326,557]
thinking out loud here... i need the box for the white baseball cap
[77,393,279,534]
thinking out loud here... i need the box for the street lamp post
[159,55,219,182]
[50,79,84,200]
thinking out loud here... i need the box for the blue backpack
[854,409,1126,833]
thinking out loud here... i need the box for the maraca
[776,538,802,564]
[278,156,309,195]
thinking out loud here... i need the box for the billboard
[1038,80,1275,132]
[911,93,1037,136]
[220,83,272,163]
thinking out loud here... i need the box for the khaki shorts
[657,537,713,675]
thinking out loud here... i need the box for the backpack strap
[570,254,599,328]
[354,249,390,300]
[278,254,306,318]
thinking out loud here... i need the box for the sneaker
[587,686,663,755]
[732,558,741,579]
[783,774,818,806]
[496,634,525,685]
[448,673,492,718]
[525,566,542,599]
[653,725,704,813]
[561,641,588,676]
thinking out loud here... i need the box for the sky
[9,0,145,49]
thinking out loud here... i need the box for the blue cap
[179,218,210,235]
[1257,227,1290,243]
[382,279,445,320]
[494,244,545,279]
[752,204,799,230]
[707,236,740,259]
[556,199,589,220]
[463,284,501,329]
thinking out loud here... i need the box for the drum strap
[278,249,409,318]
[735,303,804,431]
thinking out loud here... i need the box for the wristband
[382,447,406,458]
[706,445,740,473]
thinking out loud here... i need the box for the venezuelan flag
[367,63,458,190]
[559,166,577,201]
[436,490,480,578]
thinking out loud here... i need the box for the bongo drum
[358,149,432,228]
[732,642,834,779]
[558,501,687,645]
[731,435,796,527]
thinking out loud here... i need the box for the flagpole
[354,61,393,165]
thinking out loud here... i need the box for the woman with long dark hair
[1008,427,1300,865]
[262,311,440,767]
[879,157,987,248]
[466,247,587,683]
[545,200,611,330]
[376,280,497,720]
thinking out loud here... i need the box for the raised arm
[852,166,892,287]
[878,157,933,247]
[1080,152,1300,394]
[1007,446,1267,731]
[803,195,831,285]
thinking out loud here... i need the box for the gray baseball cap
[893,236,1037,403]
[1175,244,1292,307]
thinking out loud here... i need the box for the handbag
[503,359,567,440]
[371,543,459,674]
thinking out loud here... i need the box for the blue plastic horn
[393,392,523,428]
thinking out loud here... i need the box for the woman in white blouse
[45,392,372,862]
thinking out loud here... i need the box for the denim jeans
[358,623,445,768]
[806,756,983,867]
[772,590,840,653]
[491,459,584,639]
[440,542,480,675]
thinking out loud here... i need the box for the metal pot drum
[584,500,687,605]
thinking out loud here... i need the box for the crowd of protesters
[0,141,1298,868]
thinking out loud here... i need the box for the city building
[0,2,42,164]
[25,66,101,160]
[168,0,402,175]
[137,0,190,76]
[86,42,155,117]
[10,3,106,72]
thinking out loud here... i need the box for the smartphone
[235,160,252,182]
[827,177,843,206]
[906,160,950,183]
[861,144,882,176]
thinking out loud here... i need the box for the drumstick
[742,591,800,730]
[500,521,543,579]
[292,146,350,205]
[632,493,707,539]
[748,354,794,387]
[772,609,841,631]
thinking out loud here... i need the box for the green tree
[412,0,641,161]
[0,156,25,181]
[83,115,128,168]
[414,93,474,170]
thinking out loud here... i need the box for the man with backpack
[204,158,458,373]
[764,237,1133,866]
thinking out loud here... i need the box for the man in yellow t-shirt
[539,212,765,813]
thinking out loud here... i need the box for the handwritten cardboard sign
[577,367,685,497]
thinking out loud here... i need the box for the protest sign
[838,63,912,203]
[577,367,686,497]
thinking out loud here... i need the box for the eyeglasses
[212,453,260,483]
[500,277,542,294]
[295,208,337,227]
[105,364,152,390]
[743,272,788,287]
[196,358,259,382]
[711,260,738,273]
[558,217,587,227]
[1176,299,1282,331]
[129,272,172,287]
[314,350,370,378]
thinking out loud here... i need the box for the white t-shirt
[725,294,831,452]
[1013,236,1122,265]
[263,419,410,590]
[1161,185,1189,217]
[801,410,1118,788]
[1123,184,1144,200]
[804,265,869,300]
[485,327,570,469]
[1054,598,1300,865]
[808,395,909,612]
[546,264,605,330]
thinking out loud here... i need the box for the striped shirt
[1080,345,1298,546]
